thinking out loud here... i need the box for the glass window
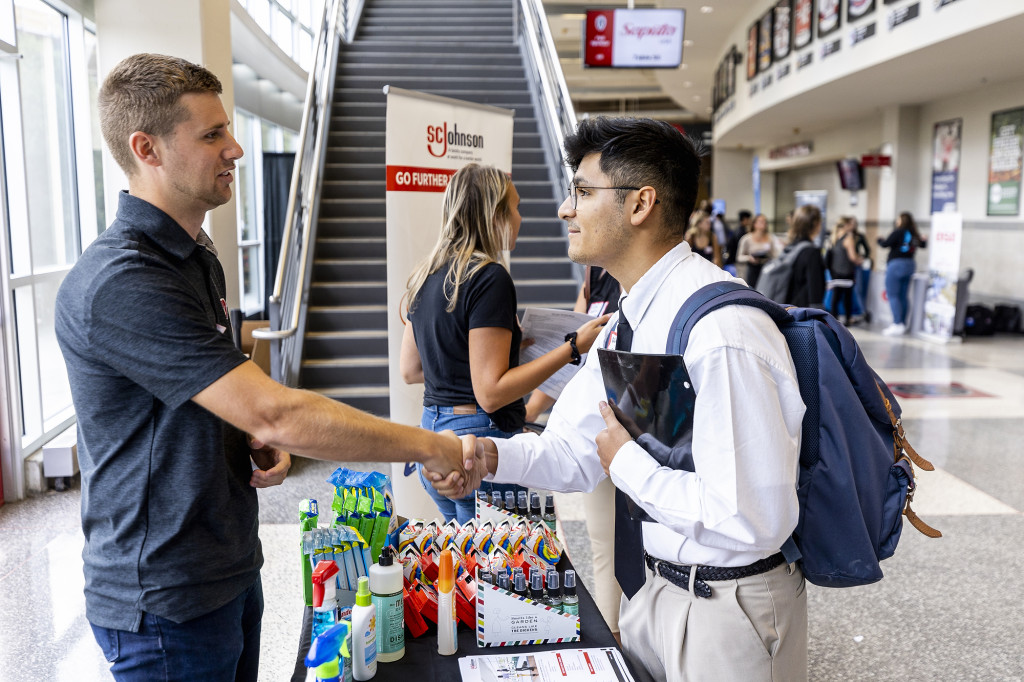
[251,0,271,35]
[34,274,71,428]
[262,120,281,152]
[272,5,292,58]
[15,0,78,271]
[240,245,262,314]
[235,113,258,242]
[297,0,313,29]
[282,128,297,153]
[296,28,312,72]
[84,29,104,235]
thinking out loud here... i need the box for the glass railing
[252,0,352,385]
[515,0,577,195]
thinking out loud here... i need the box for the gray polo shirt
[55,191,260,631]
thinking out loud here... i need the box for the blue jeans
[90,576,263,682]
[885,258,917,324]
[418,405,527,525]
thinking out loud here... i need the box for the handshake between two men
[423,400,634,500]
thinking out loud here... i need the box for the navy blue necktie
[612,310,646,599]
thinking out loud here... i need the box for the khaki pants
[619,561,807,682]
[582,477,622,633]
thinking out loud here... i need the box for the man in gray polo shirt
[55,53,473,681]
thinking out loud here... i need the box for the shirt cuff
[607,440,661,500]
[491,435,530,484]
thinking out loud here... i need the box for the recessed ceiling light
[683,39,694,47]
[700,6,713,13]
[692,95,702,101]
[679,63,689,70]
[683,81,693,88]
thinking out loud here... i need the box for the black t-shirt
[409,261,525,432]
[586,267,620,316]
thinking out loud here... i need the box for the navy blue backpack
[668,281,941,587]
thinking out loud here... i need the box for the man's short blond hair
[99,53,222,176]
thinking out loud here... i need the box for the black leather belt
[644,551,786,598]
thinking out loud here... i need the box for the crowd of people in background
[686,200,923,335]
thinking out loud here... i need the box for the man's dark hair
[738,210,752,221]
[563,117,704,240]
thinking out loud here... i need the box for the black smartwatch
[564,331,582,365]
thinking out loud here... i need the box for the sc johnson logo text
[426,122,485,158]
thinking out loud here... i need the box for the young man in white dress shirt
[426,117,808,681]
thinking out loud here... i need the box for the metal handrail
[253,0,355,385]
[516,0,577,191]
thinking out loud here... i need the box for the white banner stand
[383,87,515,521]
[916,212,963,344]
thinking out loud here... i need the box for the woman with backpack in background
[783,204,826,308]
[878,211,927,336]
[399,163,609,523]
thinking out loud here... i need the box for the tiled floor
[0,326,1021,681]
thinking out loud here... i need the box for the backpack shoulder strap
[583,265,593,304]
[667,280,793,356]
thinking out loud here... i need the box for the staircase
[299,0,578,416]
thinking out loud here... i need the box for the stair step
[309,282,388,305]
[315,237,386,258]
[300,357,390,388]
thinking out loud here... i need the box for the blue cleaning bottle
[305,620,352,682]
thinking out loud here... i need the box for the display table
[291,568,635,681]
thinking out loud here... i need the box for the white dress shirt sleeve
[608,334,804,554]
[492,330,612,494]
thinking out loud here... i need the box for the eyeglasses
[566,184,642,210]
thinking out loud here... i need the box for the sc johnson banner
[383,86,514,520]
[584,8,685,68]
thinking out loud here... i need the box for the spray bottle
[436,549,458,655]
[369,546,405,662]
[351,576,377,680]
[301,499,319,606]
[305,620,351,682]
[311,560,340,642]
[562,569,580,616]
[542,495,557,532]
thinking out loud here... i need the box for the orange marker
[436,549,457,655]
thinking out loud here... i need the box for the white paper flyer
[458,647,634,682]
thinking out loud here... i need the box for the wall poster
[746,22,759,80]
[818,0,841,37]
[987,107,1024,216]
[848,0,876,22]
[930,118,961,214]
[794,0,814,49]
[758,11,774,73]
[774,0,792,60]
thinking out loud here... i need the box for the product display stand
[291,559,634,681]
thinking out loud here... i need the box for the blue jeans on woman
[884,257,917,325]
[90,575,263,681]
[418,405,527,525]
